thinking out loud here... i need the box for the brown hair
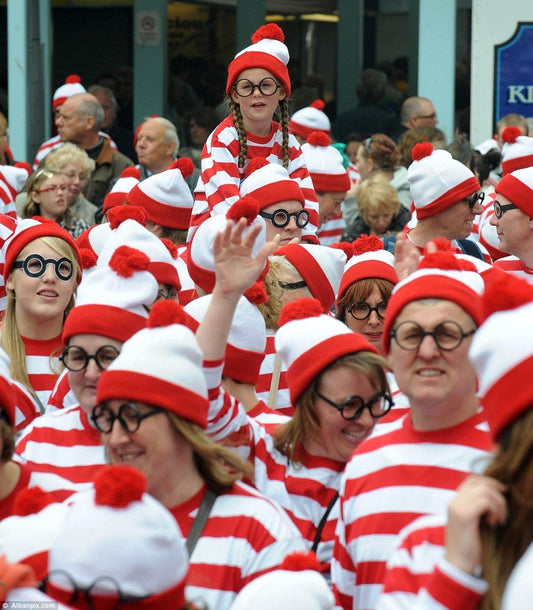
[361,134,400,170]
[336,277,395,325]
[273,352,389,464]
[397,126,447,168]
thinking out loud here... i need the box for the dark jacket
[341,205,412,243]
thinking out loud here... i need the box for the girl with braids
[188,23,319,243]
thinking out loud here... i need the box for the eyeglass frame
[389,320,476,351]
[494,199,518,219]
[347,300,388,321]
[60,345,120,372]
[12,254,74,281]
[36,184,68,194]
[416,112,437,120]
[232,77,282,97]
[258,208,310,229]
[91,401,163,434]
[467,191,485,210]
[278,279,307,290]
[314,390,393,421]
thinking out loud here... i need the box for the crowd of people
[0,20,531,610]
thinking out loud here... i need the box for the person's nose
[489,212,499,227]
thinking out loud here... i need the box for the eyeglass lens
[12,254,73,280]
[259,208,310,229]
[391,320,474,351]
[61,345,120,371]
[348,301,388,320]
[233,77,280,97]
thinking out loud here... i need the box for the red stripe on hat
[148,261,181,290]
[495,173,533,217]
[310,171,350,193]
[416,176,481,219]
[501,153,533,176]
[249,181,305,208]
[337,259,398,302]
[226,50,291,96]
[186,254,216,294]
[97,370,208,428]
[224,344,265,385]
[289,121,331,140]
[62,305,147,344]
[127,187,192,229]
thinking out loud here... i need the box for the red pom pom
[501,126,522,144]
[160,237,178,259]
[14,162,31,175]
[108,205,147,229]
[13,487,56,517]
[281,551,321,573]
[278,297,323,327]
[168,157,195,178]
[109,245,150,277]
[244,282,268,305]
[424,237,454,253]
[307,131,331,147]
[119,167,141,180]
[65,74,82,84]
[251,23,285,44]
[226,195,259,225]
[330,241,353,261]
[79,247,97,270]
[94,465,146,508]
[482,267,533,319]
[243,157,269,179]
[412,142,434,161]
[418,250,476,272]
[351,234,384,255]
[148,299,187,328]
[309,99,325,111]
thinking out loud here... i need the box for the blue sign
[494,22,533,126]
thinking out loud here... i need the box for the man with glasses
[491,166,533,283]
[331,253,494,610]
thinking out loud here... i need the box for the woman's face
[6,238,77,331]
[305,366,379,462]
[345,141,360,165]
[61,161,89,206]
[364,207,395,236]
[344,284,388,353]
[189,119,210,149]
[31,176,68,220]
[355,145,374,180]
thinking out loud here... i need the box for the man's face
[91,90,115,131]
[317,191,347,226]
[55,97,87,144]
[490,192,531,258]
[412,101,438,128]
[135,120,174,172]
[433,193,483,240]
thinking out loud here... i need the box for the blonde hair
[273,352,389,464]
[1,236,79,398]
[21,168,62,219]
[44,142,95,176]
[356,174,401,223]
[167,413,253,492]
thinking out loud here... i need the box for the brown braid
[228,98,248,169]
[280,97,290,169]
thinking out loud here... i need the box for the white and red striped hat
[275,243,348,313]
[102,167,141,214]
[0,347,15,425]
[382,250,485,353]
[48,466,188,609]
[97,301,209,427]
[469,272,533,440]
[289,100,331,140]
[226,23,291,96]
[301,132,350,193]
[127,158,195,229]
[240,158,304,209]
[62,246,158,344]
[0,163,31,202]
[275,298,379,405]
[337,235,398,303]
[500,126,533,176]
[185,293,267,385]
[495,166,533,217]
[52,74,86,110]
[407,142,480,219]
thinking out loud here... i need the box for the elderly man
[55,92,133,217]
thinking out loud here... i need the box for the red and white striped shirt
[15,404,105,501]
[0,214,16,319]
[170,481,306,610]
[32,132,118,169]
[0,462,40,520]
[330,411,493,610]
[188,116,319,242]
[317,212,346,246]
[46,368,77,413]
[255,331,293,416]
[22,334,64,413]
[493,255,533,284]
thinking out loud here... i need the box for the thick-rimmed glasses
[60,345,120,372]
[259,208,309,229]
[467,191,485,210]
[348,301,388,321]
[91,401,163,434]
[12,254,73,281]
[315,390,393,421]
[232,77,281,97]
[42,570,148,610]
[390,320,475,351]
[494,199,518,219]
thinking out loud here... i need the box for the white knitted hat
[48,466,189,608]
[289,100,331,140]
[495,166,533,217]
[52,75,86,110]
[500,126,533,176]
[301,132,350,193]
[102,167,141,214]
[275,298,378,404]
[185,293,267,384]
[240,158,304,209]
[274,243,348,313]
[407,142,480,219]
[97,301,209,427]
[127,158,195,229]
[62,245,158,344]
[0,164,32,210]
